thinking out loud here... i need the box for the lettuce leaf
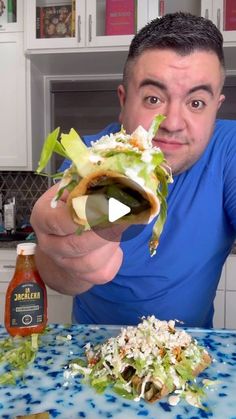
[36,127,65,174]
[0,334,40,385]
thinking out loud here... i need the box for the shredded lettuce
[36,127,64,174]
[60,129,94,177]
[0,333,40,385]
[147,114,166,143]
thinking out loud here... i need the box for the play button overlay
[84,177,152,243]
[108,198,131,222]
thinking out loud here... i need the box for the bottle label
[10,282,45,327]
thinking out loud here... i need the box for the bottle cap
[17,242,37,256]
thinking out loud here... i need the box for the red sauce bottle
[4,242,48,337]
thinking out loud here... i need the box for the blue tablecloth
[0,323,236,418]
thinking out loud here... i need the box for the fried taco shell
[125,350,212,403]
[67,169,160,228]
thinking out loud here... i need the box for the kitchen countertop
[0,240,29,249]
[0,323,236,418]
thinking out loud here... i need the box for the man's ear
[217,94,225,110]
[117,84,126,123]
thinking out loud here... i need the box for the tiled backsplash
[0,171,49,228]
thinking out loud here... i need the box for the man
[30,12,236,327]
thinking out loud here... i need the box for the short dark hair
[123,12,225,87]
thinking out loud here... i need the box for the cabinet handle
[2,265,15,269]
[204,9,209,19]
[77,15,81,43]
[217,8,221,30]
[88,14,92,42]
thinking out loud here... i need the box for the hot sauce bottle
[4,242,48,337]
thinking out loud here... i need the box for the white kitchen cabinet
[0,0,23,32]
[213,254,236,329]
[212,0,236,46]
[0,0,32,170]
[213,290,225,328]
[155,1,236,47]
[25,0,160,52]
[0,248,73,325]
[26,0,209,52]
[225,254,236,328]
[0,249,17,325]
[24,0,192,52]
[25,0,85,50]
[213,264,226,328]
[201,0,213,20]
[0,31,28,169]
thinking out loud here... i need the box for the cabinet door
[213,290,225,328]
[0,0,23,32]
[0,282,8,324]
[213,264,226,328]
[24,0,86,50]
[225,254,236,290]
[225,255,236,329]
[213,0,236,45]
[0,32,27,168]
[0,249,15,325]
[86,0,146,48]
[201,0,213,19]
[156,0,210,18]
[46,289,72,324]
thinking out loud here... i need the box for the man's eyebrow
[139,79,167,91]
[139,79,214,97]
[188,84,214,97]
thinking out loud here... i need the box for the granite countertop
[0,323,236,418]
[0,240,28,249]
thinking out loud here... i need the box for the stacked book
[105,0,136,36]
[36,2,74,38]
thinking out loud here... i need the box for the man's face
[118,49,225,175]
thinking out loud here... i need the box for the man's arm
[30,184,123,296]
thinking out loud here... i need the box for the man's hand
[30,184,123,295]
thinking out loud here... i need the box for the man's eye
[146,96,160,105]
[190,100,206,109]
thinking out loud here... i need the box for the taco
[64,316,212,408]
[36,115,173,256]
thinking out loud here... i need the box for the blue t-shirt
[66,120,236,328]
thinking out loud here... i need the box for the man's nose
[161,103,186,132]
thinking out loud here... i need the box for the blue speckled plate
[0,324,236,418]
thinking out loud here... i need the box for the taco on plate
[64,316,212,408]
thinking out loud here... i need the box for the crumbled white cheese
[89,154,104,164]
[91,132,131,151]
[168,394,181,406]
[124,168,145,187]
[141,150,153,163]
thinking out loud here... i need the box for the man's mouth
[152,138,185,151]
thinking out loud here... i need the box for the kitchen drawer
[213,289,225,328]
[0,249,15,283]
[226,255,236,290]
